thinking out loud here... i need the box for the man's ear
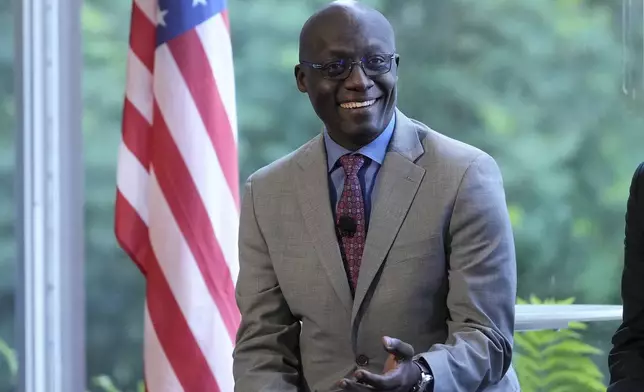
[394,55,400,81]
[294,65,307,93]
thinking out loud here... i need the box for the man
[608,162,644,391]
[233,1,519,391]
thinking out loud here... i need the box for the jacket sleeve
[417,153,517,392]
[608,162,644,391]
[233,177,302,392]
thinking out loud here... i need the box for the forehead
[305,11,395,59]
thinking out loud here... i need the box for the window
[83,0,145,389]
[229,1,642,389]
[0,1,16,390]
[17,0,640,391]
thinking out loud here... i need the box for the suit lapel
[294,135,353,315]
[351,111,426,326]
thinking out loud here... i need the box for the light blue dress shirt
[323,113,396,231]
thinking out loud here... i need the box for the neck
[327,131,379,151]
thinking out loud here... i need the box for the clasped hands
[338,336,421,392]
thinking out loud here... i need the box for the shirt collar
[323,112,396,172]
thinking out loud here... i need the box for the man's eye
[325,61,344,71]
[367,56,386,65]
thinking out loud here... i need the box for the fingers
[337,378,377,391]
[354,367,401,390]
[340,337,417,391]
[382,336,415,360]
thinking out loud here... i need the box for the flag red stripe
[117,196,221,392]
[129,3,155,72]
[122,99,152,170]
[115,191,148,275]
[147,253,222,392]
[220,10,230,31]
[152,100,240,341]
[167,31,240,208]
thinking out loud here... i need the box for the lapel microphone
[337,215,357,237]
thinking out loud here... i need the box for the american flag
[114,0,240,390]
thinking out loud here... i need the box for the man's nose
[343,63,374,91]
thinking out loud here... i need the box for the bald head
[298,1,395,61]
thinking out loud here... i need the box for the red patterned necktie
[336,154,366,292]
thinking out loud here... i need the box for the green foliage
[0,1,16,388]
[514,296,606,392]
[90,375,145,392]
[0,335,146,392]
[0,337,16,389]
[0,336,145,392]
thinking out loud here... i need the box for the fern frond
[0,337,17,378]
[541,340,602,356]
[549,385,578,392]
[514,333,542,358]
[513,296,606,392]
[543,369,605,391]
[542,356,603,376]
[567,321,587,330]
[92,375,121,392]
[513,356,546,388]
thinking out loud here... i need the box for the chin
[351,121,383,135]
[343,124,381,143]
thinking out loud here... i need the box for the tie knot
[339,154,365,176]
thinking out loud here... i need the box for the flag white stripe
[153,44,240,283]
[117,142,150,225]
[144,303,184,392]
[196,13,239,143]
[134,0,157,26]
[148,171,236,391]
[126,49,154,124]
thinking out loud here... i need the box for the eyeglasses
[299,53,398,80]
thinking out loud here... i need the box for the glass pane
[81,0,642,390]
[230,0,642,390]
[83,0,144,389]
[0,2,16,391]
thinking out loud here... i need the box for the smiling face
[295,3,399,150]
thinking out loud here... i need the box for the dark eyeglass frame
[299,53,398,80]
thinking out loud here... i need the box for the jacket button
[356,354,369,366]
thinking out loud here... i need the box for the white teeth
[340,99,376,109]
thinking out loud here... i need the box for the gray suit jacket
[233,110,520,392]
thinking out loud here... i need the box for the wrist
[411,358,434,392]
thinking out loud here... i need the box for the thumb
[382,336,415,360]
